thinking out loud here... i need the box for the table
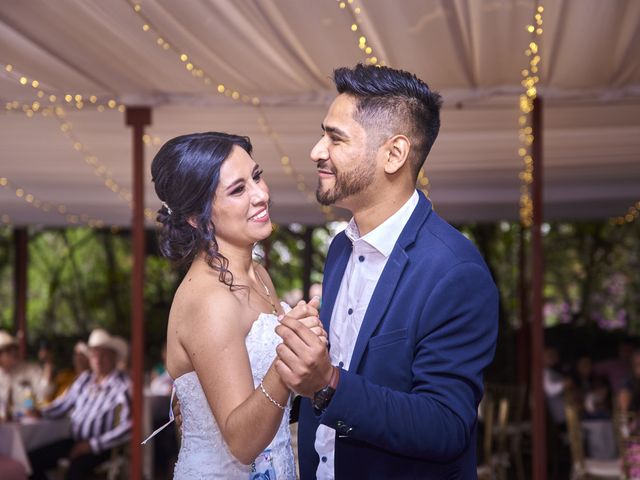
[0,418,70,475]
[582,418,618,460]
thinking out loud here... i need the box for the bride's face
[211,146,272,248]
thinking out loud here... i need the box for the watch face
[313,386,335,411]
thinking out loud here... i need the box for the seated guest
[595,338,634,395]
[149,343,172,396]
[571,354,612,419]
[48,341,90,401]
[27,329,131,480]
[618,349,640,414]
[113,336,129,373]
[0,330,54,417]
[543,345,571,425]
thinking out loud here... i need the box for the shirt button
[347,308,353,315]
[358,255,365,262]
[321,456,327,463]
[338,361,344,368]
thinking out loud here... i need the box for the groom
[274,64,499,478]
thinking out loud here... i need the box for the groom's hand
[274,310,333,398]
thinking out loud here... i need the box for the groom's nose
[310,136,328,163]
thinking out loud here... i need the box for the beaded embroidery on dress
[172,303,295,479]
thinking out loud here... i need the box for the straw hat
[73,341,89,357]
[112,336,129,364]
[87,328,128,360]
[0,330,18,351]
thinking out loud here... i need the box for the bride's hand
[298,315,328,345]
[280,297,327,344]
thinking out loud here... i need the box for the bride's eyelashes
[229,168,264,196]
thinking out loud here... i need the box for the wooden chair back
[565,401,587,473]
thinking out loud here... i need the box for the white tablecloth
[0,418,70,475]
[582,418,618,460]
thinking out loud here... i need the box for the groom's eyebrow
[322,124,348,139]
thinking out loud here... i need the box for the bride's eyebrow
[224,164,260,192]
[225,177,244,191]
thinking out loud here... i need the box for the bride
[151,132,325,478]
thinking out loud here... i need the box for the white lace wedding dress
[173,304,296,479]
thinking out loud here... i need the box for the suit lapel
[348,248,408,371]
[348,192,433,372]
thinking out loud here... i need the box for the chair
[92,404,129,480]
[477,394,510,480]
[615,411,640,479]
[564,401,621,479]
[55,405,129,480]
[485,382,528,480]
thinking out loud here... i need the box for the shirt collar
[345,190,419,257]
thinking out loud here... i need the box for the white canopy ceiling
[1,0,639,226]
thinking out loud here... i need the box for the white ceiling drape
[1,0,639,226]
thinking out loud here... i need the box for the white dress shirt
[314,191,419,479]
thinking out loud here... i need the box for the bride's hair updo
[151,131,253,287]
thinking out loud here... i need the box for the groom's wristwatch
[313,366,340,412]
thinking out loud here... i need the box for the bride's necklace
[252,269,278,315]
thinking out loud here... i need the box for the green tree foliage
[0,219,638,371]
[0,228,12,327]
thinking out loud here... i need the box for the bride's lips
[249,207,270,223]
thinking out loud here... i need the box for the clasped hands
[274,297,334,398]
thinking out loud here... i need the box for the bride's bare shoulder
[166,269,248,378]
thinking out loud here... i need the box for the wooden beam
[13,228,28,360]
[530,96,546,480]
[517,226,529,384]
[125,106,151,480]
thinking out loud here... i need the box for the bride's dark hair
[151,131,253,288]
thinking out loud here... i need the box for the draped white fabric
[1,0,639,226]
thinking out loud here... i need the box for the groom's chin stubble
[316,188,335,206]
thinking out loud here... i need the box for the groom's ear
[382,135,410,175]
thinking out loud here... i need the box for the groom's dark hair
[333,64,442,178]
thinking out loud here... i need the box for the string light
[518,5,543,228]
[335,0,382,66]
[3,63,154,221]
[611,201,640,225]
[2,63,124,114]
[125,1,333,220]
[0,176,106,227]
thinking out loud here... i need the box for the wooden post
[530,96,546,480]
[13,228,28,359]
[517,226,530,384]
[126,106,151,480]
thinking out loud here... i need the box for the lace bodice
[173,304,295,479]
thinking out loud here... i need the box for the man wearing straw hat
[27,328,132,480]
[0,330,54,419]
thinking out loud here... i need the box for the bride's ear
[187,216,198,228]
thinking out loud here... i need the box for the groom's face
[311,94,378,208]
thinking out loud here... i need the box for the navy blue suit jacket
[298,192,499,479]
